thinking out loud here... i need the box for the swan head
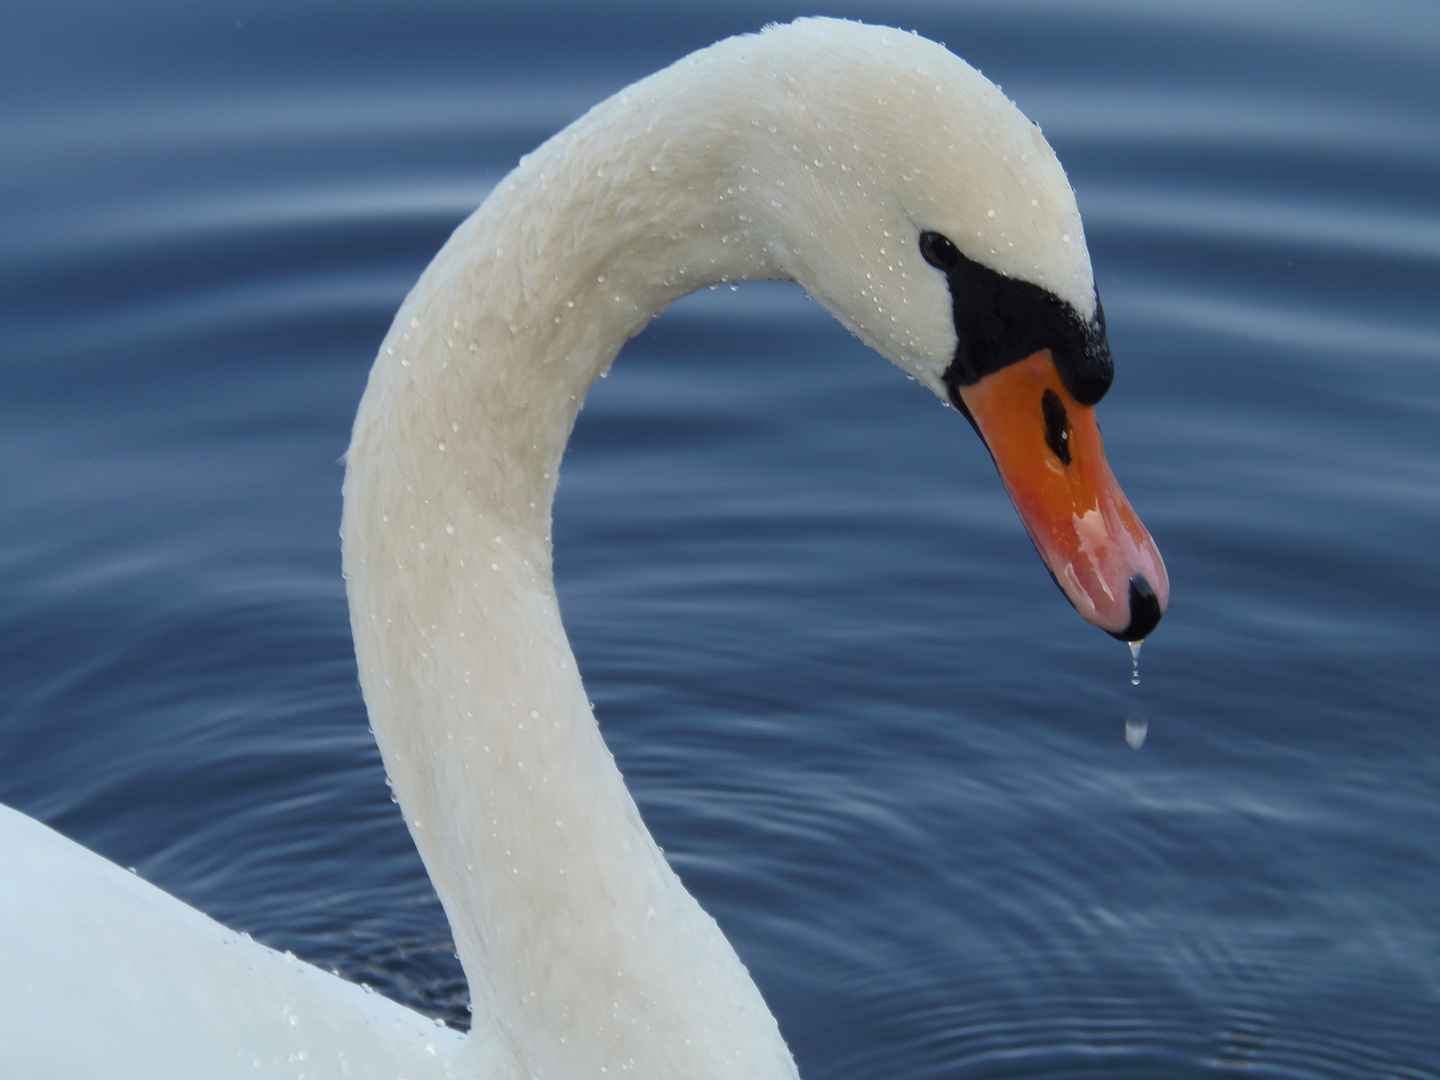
[727,18,1168,640]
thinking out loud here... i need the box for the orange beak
[956,350,1168,641]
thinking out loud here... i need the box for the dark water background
[3,1,1439,1075]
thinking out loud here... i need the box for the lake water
[2,1,1439,1076]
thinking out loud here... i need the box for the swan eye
[919,231,961,271]
[1042,389,1071,465]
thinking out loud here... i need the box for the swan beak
[956,350,1169,641]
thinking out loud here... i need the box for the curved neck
[341,50,794,1080]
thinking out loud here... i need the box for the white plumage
[1,19,1102,1079]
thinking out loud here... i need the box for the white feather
[1,18,1096,1079]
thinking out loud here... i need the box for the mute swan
[0,17,1167,1080]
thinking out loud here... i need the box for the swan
[0,17,1167,1079]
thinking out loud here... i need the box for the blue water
[3,0,1439,1075]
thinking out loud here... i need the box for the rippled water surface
[3,1,1439,1075]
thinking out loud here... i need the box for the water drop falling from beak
[1129,639,1143,686]
[1125,714,1148,749]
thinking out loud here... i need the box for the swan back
[0,805,467,1079]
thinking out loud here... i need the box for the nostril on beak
[1111,574,1162,642]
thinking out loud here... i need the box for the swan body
[1,805,467,1078]
[0,17,1165,1079]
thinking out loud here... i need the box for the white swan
[0,18,1167,1080]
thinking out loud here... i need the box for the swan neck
[341,49,796,1080]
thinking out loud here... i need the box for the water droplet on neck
[1129,639,1143,686]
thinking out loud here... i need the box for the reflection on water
[2,0,1439,1076]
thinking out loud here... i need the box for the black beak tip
[1110,574,1162,643]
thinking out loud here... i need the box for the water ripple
[2,0,1439,1074]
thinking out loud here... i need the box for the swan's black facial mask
[917,231,1113,407]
